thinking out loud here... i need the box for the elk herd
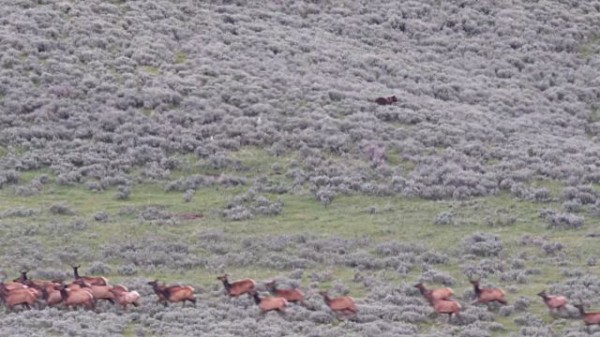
[0,267,599,330]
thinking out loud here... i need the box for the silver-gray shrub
[434,211,454,225]
[540,209,584,229]
[462,232,503,257]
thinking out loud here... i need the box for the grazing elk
[574,303,600,332]
[217,274,256,298]
[414,283,454,304]
[319,290,357,319]
[375,95,398,105]
[147,280,196,307]
[537,290,568,311]
[470,279,507,306]
[72,265,108,286]
[264,280,305,305]
[110,285,140,310]
[250,290,288,315]
[58,284,95,310]
[0,283,40,312]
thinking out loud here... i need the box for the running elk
[264,280,305,304]
[72,279,115,304]
[148,280,196,307]
[470,279,507,306]
[0,283,40,311]
[574,303,600,332]
[217,274,256,298]
[414,283,454,303]
[15,271,59,293]
[537,290,568,311]
[110,285,141,310]
[250,290,288,315]
[319,290,357,318]
[72,265,108,286]
[59,284,95,310]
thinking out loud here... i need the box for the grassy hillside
[0,0,599,336]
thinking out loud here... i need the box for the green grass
[0,164,599,334]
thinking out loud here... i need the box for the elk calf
[217,274,256,298]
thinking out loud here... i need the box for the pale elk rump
[110,285,141,310]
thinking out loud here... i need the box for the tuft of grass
[141,65,161,75]
[175,51,187,64]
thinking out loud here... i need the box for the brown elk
[110,285,140,310]
[14,271,59,293]
[72,279,115,304]
[319,291,357,318]
[264,280,305,305]
[414,283,454,304]
[537,290,568,311]
[375,95,398,105]
[574,303,600,331]
[41,284,63,307]
[59,284,95,310]
[147,280,196,307]
[72,265,108,286]
[470,279,507,306]
[0,283,40,311]
[430,297,462,323]
[217,274,256,298]
[250,290,288,315]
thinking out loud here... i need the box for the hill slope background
[0,0,599,336]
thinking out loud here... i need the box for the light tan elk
[217,274,256,298]
[110,285,141,310]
